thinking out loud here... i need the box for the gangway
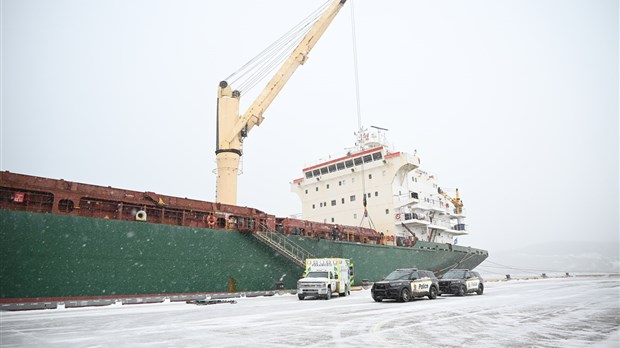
[254,225,315,268]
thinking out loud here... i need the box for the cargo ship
[0,126,487,304]
[0,0,487,305]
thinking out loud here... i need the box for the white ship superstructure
[291,127,468,246]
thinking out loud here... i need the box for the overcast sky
[1,0,618,254]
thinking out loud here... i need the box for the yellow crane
[438,187,464,215]
[215,0,347,205]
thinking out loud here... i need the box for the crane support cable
[234,12,319,92]
[234,27,306,91]
[230,25,308,92]
[225,2,327,82]
[236,38,298,93]
[225,1,331,94]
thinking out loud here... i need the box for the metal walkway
[253,228,314,268]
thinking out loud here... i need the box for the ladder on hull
[253,229,314,268]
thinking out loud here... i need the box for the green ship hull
[1,210,487,300]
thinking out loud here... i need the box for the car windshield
[384,270,412,281]
[421,272,435,279]
[306,271,329,278]
[441,270,467,279]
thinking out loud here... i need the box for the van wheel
[399,288,411,302]
[298,294,305,300]
[476,284,484,295]
[428,286,438,300]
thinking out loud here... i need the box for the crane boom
[215,0,347,205]
[438,187,464,215]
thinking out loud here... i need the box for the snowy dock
[1,275,618,347]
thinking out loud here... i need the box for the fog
[1,0,618,267]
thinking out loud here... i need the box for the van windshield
[306,271,329,278]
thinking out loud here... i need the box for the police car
[371,268,439,302]
[438,269,484,296]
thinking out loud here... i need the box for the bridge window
[305,171,313,179]
[320,167,328,175]
[372,152,383,160]
[328,164,337,173]
[354,157,363,166]
[336,162,345,170]
[363,154,372,163]
[345,160,354,168]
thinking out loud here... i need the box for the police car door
[465,271,479,291]
[410,271,431,295]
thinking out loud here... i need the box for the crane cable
[351,0,363,131]
[349,1,375,231]
[224,1,331,95]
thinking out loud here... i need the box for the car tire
[428,286,438,300]
[372,294,383,302]
[476,284,484,295]
[457,285,466,296]
[325,289,332,300]
[298,294,305,300]
[399,288,411,302]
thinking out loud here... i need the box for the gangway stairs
[254,227,314,268]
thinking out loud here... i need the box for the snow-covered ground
[1,276,619,348]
